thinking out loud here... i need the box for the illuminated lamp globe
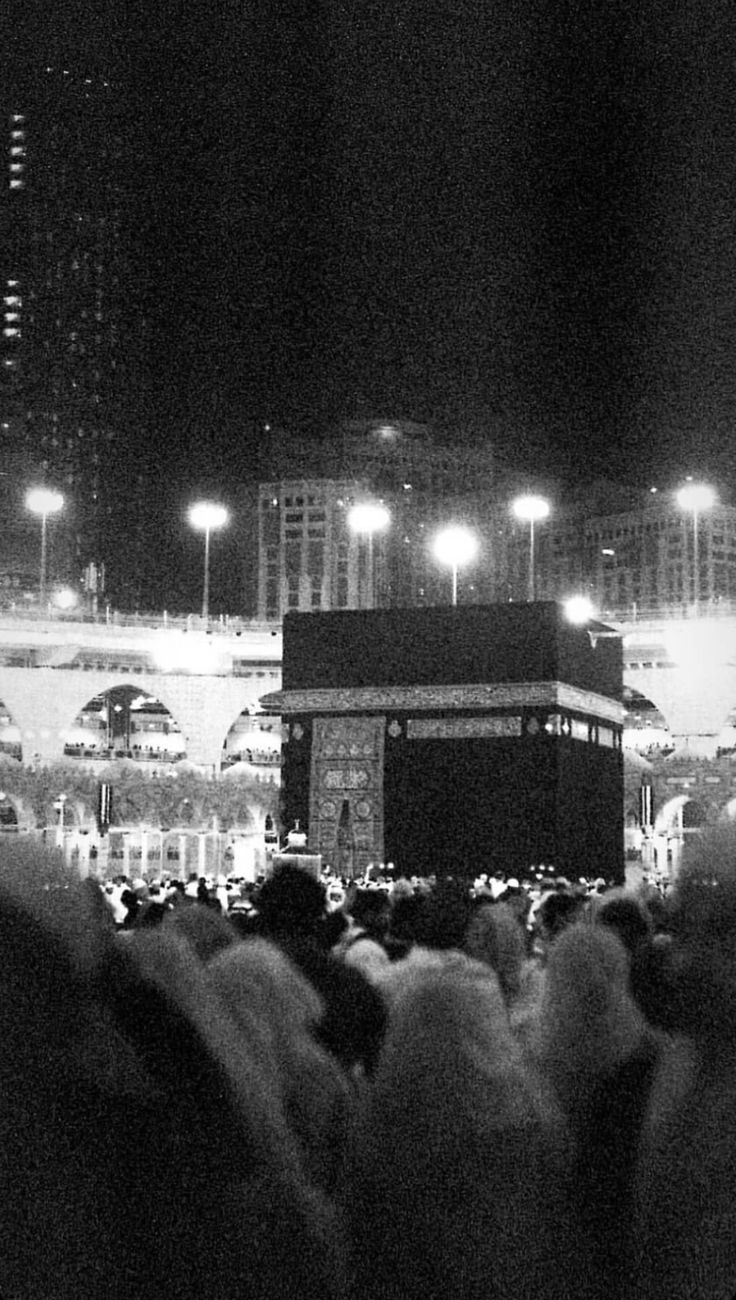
[432,525,478,570]
[675,482,716,514]
[347,502,390,536]
[433,526,478,606]
[564,595,597,624]
[26,487,64,518]
[188,501,229,533]
[511,494,550,524]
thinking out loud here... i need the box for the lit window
[3,327,20,336]
[9,180,23,189]
[10,131,24,140]
[4,313,19,321]
[11,115,25,123]
[4,296,21,306]
[10,147,24,156]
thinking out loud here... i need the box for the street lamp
[511,494,550,601]
[188,501,228,621]
[347,501,390,608]
[676,482,716,608]
[432,525,478,606]
[26,487,63,608]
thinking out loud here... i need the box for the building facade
[0,60,148,605]
[256,419,502,618]
[519,494,736,614]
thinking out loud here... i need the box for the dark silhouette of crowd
[1,835,736,1299]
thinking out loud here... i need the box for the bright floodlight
[348,501,390,609]
[433,525,478,569]
[433,526,478,605]
[347,501,390,535]
[676,482,716,514]
[511,494,550,523]
[676,483,716,607]
[564,595,596,624]
[26,487,64,607]
[26,487,63,518]
[188,501,229,620]
[188,501,229,532]
[512,494,550,601]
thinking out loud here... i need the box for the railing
[3,598,736,634]
[600,599,736,624]
[0,604,281,636]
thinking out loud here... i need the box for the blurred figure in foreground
[632,826,736,1300]
[209,937,353,1193]
[534,924,661,1297]
[0,841,343,1299]
[347,954,580,1300]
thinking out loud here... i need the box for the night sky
[9,0,736,498]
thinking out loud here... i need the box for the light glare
[188,501,228,532]
[432,526,478,568]
[347,502,390,535]
[26,487,63,517]
[512,494,550,523]
[676,482,716,514]
[564,595,596,624]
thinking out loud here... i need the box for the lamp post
[188,501,228,621]
[511,494,550,602]
[54,793,67,849]
[432,525,478,606]
[347,501,390,608]
[26,487,63,608]
[676,482,716,609]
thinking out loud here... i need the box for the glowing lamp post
[433,525,478,606]
[676,482,715,608]
[26,487,63,608]
[512,494,550,602]
[564,595,596,624]
[347,501,390,608]
[188,501,228,621]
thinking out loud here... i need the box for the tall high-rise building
[0,60,147,604]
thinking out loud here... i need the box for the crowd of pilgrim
[1,831,735,1300]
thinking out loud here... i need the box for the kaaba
[260,603,624,884]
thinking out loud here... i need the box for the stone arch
[655,794,709,836]
[0,697,23,763]
[622,685,673,757]
[0,792,19,830]
[715,706,736,757]
[682,799,709,830]
[626,663,736,757]
[0,667,277,772]
[0,785,34,830]
[221,707,282,774]
[62,684,187,765]
[0,670,196,769]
